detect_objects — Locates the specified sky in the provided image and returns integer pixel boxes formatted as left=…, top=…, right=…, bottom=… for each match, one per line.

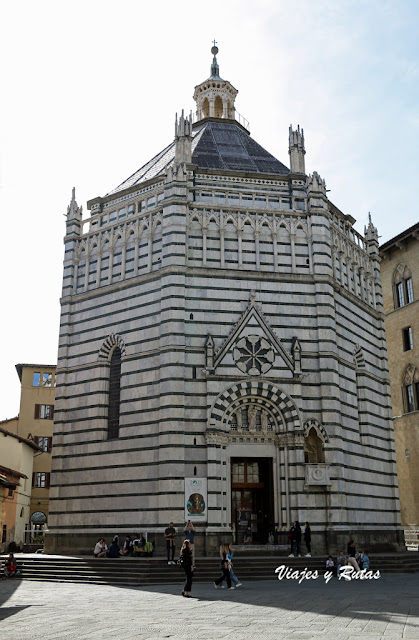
left=1, top=0, right=418, bottom=419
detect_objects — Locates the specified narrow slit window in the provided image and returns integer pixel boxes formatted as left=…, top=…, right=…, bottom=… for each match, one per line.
left=108, top=347, right=122, bottom=439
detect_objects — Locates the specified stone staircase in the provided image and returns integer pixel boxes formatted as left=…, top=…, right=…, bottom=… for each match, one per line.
left=1, top=554, right=419, bottom=587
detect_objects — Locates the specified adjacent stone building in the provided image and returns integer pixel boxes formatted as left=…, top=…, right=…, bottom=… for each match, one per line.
left=46, top=46, right=402, bottom=555
left=0, top=423, right=40, bottom=552
left=1, top=364, right=56, bottom=534
left=380, top=222, right=419, bottom=534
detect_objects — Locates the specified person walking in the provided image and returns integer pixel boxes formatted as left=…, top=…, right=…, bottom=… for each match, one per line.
left=213, top=543, right=233, bottom=589
left=180, top=539, right=194, bottom=597
left=164, top=522, right=176, bottom=565
left=304, top=522, right=312, bottom=557
left=219, top=543, right=242, bottom=588
left=347, top=538, right=361, bottom=572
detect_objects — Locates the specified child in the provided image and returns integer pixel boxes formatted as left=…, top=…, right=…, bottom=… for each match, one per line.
left=361, top=551, right=370, bottom=570
left=337, top=551, right=349, bottom=580
left=326, top=555, right=336, bottom=576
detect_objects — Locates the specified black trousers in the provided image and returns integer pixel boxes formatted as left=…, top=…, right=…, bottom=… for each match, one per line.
left=215, top=567, right=231, bottom=588
left=183, top=567, right=193, bottom=592
left=166, top=541, right=175, bottom=561
left=306, top=541, right=311, bottom=553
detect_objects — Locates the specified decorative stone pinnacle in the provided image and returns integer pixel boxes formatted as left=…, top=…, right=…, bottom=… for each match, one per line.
left=67, top=186, right=82, bottom=219
left=364, top=212, right=378, bottom=244
left=210, top=40, right=220, bottom=78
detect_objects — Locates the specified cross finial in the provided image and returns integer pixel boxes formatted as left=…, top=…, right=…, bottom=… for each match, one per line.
left=212, top=39, right=217, bottom=47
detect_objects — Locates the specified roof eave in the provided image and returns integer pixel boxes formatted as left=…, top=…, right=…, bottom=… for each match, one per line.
left=192, top=116, right=250, bottom=135
left=15, top=363, right=56, bottom=382
left=380, top=220, right=419, bottom=254
left=195, top=166, right=290, bottom=182
left=87, top=174, right=166, bottom=211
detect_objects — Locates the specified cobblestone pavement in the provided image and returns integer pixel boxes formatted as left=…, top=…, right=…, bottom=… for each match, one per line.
left=0, top=574, right=418, bottom=640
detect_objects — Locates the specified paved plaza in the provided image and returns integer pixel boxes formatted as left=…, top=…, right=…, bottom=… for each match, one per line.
left=0, top=573, right=418, bottom=640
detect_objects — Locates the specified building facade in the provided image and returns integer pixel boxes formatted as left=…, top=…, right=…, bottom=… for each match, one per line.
left=0, top=424, right=40, bottom=552
left=3, top=364, right=56, bottom=531
left=47, top=47, right=402, bottom=555
left=380, top=222, right=419, bottom=532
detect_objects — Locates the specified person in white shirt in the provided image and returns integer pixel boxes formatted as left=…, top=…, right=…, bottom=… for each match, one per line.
left=93, top=538, right=107, bottom=558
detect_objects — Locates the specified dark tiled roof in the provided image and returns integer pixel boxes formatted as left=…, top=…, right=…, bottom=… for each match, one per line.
left=107, top=120, right=289, bottom=196
left=192, top=121, right=290, bottom=175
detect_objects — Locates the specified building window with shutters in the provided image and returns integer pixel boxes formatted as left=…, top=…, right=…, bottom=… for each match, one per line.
left=33, top=472, right=50, bottom=488
left=34, top=405, right=54, bottom=420
left=35, top=436, right=52, bottom=452
left=107, top=347, right=121, bottom=439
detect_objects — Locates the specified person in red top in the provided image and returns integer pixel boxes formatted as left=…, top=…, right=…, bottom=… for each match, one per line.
left=5, top=553, right=17, bottom=578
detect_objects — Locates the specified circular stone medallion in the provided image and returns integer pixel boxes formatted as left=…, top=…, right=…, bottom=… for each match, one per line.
left=233, top=335, right=274, bottom=375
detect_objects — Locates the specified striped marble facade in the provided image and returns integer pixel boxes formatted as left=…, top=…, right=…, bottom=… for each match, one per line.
left=47, top=126, right=402, bottom=554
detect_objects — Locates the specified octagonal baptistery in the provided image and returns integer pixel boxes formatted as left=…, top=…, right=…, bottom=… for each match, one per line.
left=46, top=46, right=403, bottom=556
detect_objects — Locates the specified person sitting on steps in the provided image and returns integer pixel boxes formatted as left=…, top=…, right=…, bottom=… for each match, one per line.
left=93, top=538, right=107, bottom=558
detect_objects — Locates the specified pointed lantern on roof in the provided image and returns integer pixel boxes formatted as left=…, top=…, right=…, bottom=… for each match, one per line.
left=193, top=42, right=238, bottom=121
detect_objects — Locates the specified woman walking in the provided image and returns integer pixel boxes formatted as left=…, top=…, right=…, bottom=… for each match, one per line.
left=304, top=522, right=312, bottom=557
left=180, top=539, right=194, bottom=597
left=219, top=544, right=243, bottom=588
left=346, top=539, right=361, bottom=572
left=214, top=543, right=233, bottom=589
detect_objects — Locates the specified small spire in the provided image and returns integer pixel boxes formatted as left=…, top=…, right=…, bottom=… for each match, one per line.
left=364, top=211, right=378, bottom=243
left=210, top=40, right=220, bottom=78
left=66, top=186, right=82, bottom=221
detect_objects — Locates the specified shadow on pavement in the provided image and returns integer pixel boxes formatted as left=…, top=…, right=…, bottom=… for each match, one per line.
left=0, top=577, right=21, bottom=608
left=0, top=605, right=31, bottom=622
left=124, top=574, right=419, bottom=632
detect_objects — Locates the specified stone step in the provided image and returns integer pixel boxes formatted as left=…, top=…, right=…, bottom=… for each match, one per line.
left=2, top=553, right=417, bottom=587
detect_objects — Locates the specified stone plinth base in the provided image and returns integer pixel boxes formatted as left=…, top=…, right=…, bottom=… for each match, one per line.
left=44, top=527, right=405, bottom=557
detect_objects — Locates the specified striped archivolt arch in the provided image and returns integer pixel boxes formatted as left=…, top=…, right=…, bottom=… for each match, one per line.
left=209, top=381, right=302, bottom=433
left=98, top=333, right=126, bottom=361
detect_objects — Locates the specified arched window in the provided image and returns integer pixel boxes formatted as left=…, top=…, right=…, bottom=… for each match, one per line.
left=202, top=97, right=209, bottom=118
left=214, top=95, right=223, bottom=118
left=393, top=264, right=414, bottom=309
left=402, top=365, right=419, bottom=414
left=304, top=427, right=325, bottom=463
left=108, top=347, right=121, bottom=439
